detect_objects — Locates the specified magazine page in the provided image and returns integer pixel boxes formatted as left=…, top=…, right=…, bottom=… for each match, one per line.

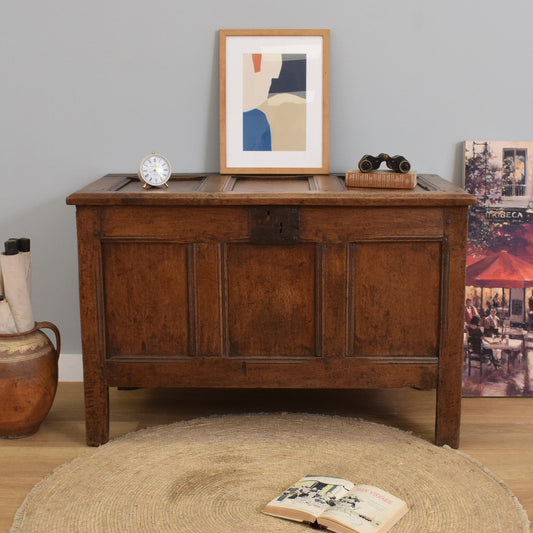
left=317, top=485, right=408, bottom=533
left=263, top=475, right=354, bottom=522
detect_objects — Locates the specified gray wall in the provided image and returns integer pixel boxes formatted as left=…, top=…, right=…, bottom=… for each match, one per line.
left=2, top=0, right=533, bottom=357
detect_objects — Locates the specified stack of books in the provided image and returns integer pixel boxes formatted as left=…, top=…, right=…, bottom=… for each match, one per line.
left=345, top=169, right=417, bottom=190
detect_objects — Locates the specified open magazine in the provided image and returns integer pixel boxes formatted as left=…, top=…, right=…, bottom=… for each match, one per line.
left=263, top=475, right=408, bottom=533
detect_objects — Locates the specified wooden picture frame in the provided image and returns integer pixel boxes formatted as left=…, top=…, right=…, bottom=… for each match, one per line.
left=219, top=29, right=330, bottom=175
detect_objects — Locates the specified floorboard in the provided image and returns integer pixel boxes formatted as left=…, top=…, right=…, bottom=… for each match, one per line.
left=0, top=384, right=531, bottom=532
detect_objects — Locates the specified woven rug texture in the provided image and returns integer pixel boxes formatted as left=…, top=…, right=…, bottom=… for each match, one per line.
left=11, top=413, right=530, bottom=532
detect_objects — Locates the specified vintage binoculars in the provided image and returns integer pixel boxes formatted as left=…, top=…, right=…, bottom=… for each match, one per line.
left=358, top=153, right=411, bottom=174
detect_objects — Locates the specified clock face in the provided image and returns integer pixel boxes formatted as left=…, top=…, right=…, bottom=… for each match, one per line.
left=138, top=153, right=172, bottom=187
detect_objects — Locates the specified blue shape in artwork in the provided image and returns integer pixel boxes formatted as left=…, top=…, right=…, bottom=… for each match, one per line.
left=243, top=109, right=271, bottom=151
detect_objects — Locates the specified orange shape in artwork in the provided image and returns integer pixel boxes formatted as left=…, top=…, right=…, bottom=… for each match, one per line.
left=252, top=54, right=262, bottom=73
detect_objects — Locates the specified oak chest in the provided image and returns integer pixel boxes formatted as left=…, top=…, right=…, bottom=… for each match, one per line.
left=67, top=173, right=475, bottom=447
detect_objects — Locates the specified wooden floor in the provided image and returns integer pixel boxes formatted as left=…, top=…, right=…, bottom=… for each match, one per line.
left=0, top=383, right=531, bottom=532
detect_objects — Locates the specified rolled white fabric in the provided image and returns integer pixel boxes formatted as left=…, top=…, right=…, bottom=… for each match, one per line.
left=0, top=298, right=17, bottom=333
left=20, top=252, right=31, bottom=297
left=0, top=252, right=34, bottom=332
left=17, top=238, right=31, bottom=297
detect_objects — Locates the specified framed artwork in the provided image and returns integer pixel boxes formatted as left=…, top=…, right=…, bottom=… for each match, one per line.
left=219, top=29, right=330, bottom=175
left=463, top=140, right=533, bottom=398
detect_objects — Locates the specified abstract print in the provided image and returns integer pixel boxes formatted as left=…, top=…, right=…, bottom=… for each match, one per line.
left=243, top=53, right=306, bottom=151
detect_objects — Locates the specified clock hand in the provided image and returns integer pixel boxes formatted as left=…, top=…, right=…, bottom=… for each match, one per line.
left=154, top=167, right=165, bottom=178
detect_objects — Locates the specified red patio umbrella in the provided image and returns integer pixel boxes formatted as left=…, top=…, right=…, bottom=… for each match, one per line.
left=466, top=250, right=533, bottom=288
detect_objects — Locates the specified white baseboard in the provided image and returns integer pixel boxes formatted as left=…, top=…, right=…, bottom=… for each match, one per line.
left=58, top=353, right=83, bottom=382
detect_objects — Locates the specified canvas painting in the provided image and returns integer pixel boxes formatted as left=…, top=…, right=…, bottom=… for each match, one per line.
left=463, top=140, right=533, bottom=397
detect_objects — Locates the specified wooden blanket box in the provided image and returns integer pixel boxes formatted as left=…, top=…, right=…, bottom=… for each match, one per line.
left=67, top=173, right=475, bottom=447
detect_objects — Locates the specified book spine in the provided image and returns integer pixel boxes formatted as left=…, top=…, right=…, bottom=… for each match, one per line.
left=345, top=171, right=416, bottom=189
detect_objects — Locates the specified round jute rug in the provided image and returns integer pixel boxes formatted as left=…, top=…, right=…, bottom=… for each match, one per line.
left=11, top=413, right=529, bottom=533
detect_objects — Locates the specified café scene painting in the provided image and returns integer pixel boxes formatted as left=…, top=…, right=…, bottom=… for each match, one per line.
left=463, top=140, right=533, bottom=397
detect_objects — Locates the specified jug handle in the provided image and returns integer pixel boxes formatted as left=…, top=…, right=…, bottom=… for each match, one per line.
left=35, top=321, right=61, bottom=359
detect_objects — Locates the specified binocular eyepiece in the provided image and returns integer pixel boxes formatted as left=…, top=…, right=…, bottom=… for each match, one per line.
left=358, top=153, right=411, bottom=174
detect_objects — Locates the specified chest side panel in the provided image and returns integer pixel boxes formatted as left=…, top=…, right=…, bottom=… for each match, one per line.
left=350, top=241, right=442, bottom=357
left=101, top=242, right=190, bottom=357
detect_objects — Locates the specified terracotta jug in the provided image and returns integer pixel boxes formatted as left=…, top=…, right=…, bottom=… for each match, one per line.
left=0, top=321, right=60, bottom=438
